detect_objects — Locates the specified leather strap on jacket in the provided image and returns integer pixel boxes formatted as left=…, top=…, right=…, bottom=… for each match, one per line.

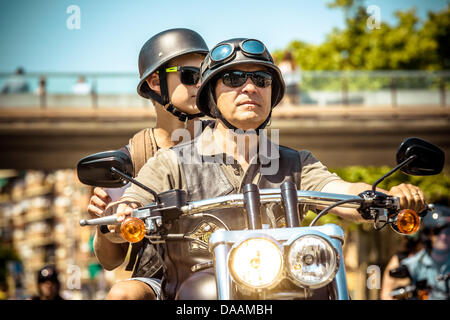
left=158, top=66, right=203, bottom=122
left=125, top=128, right=158, bottom=272
left=128, top=128, right=158, bottom=177
left=164, top=103, right=204, bottom=122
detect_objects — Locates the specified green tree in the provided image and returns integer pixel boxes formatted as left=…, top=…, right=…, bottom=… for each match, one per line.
left=331, top=166, right=450, bottom=206
left=302, top=166, right=450, bottom=227
left=421, top=7, right=450, bottom=70
left=327, top=0, right=364, bottom=20
left=274, top=4, right=450, bottom=71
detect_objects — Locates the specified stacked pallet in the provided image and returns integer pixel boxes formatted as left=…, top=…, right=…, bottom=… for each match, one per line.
left=0, top=169, right=131, bottom=299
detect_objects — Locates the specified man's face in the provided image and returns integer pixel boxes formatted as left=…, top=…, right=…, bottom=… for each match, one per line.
left=39, top=280, right=59, bottom=300
left=431, top=225, right=450, bottom=252
left=214, top=64, right=272, bottom=131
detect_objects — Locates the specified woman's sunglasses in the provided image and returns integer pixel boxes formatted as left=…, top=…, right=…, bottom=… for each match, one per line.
left=218, top=70, right=272, bottom=88
left=164, top=66, right=200, bottom=85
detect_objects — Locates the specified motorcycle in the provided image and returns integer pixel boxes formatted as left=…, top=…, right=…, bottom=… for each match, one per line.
left=389, top=265, right=430, bottom=300
left=389, top=255, right=450, bottom=300
left=77, top=137, right=444, bottom=300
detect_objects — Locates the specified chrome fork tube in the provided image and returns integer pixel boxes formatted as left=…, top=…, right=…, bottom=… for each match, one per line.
left=332, top=238, right=350, bottom=300
left=213, top=243, right=232, bottom=300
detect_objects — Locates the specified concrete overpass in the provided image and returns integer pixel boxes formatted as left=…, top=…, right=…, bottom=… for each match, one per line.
left=0, top=105, right=449, bottom=170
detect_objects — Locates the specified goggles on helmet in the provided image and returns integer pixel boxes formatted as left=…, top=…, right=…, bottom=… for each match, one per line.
left=218, top=70, right=272, bottom=88
left=208, top=39, right=272, bottom=70
left=38, top=266, right=58, bottom=283
left=159, top=66, right=200, bottom=85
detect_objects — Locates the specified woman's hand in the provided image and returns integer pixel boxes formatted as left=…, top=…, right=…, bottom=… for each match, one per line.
left=87, top=187, right=112, bottom=218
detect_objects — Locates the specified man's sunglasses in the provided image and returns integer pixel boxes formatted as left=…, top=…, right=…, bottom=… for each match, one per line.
left=218, top=70, right=272, bottom=88
left=163, top=66, right=200, bottom=85
left=423, top=223, right=450, bottom=236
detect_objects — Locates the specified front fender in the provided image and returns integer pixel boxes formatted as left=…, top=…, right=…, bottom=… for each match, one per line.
left=175, top=268, right=217, bottom=300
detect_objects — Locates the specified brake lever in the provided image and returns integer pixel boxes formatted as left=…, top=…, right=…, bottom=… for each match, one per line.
left=418, top=203, right=434, bottom=218
left=357, top=190, right=400, bottom=221
left=358, top=191, right=386, bottom=220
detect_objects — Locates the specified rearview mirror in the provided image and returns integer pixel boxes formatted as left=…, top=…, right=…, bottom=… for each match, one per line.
left=396, top=137, right=445, bottom=176
left=77, top=150, right=133, bottom=188
left=389, top=265, right=410, bottom=279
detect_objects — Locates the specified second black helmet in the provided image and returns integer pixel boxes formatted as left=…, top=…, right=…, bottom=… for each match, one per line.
left=137, top=28, right=209, bottom=101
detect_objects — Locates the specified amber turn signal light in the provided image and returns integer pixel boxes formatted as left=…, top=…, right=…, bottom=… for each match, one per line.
left=396, top=209, right=420, bottom=235
left=417, top=289, right=429, bottom=300
left=120, top=217, right=146, bottom=243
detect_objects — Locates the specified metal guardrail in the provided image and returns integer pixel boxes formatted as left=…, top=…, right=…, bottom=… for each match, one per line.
left=298, top=70, right=450, bottom=107
left=0, top=71, right=449, bottom=109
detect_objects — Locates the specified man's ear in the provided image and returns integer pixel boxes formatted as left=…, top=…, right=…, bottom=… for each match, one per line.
left=147, top=73, right=161, bottom=95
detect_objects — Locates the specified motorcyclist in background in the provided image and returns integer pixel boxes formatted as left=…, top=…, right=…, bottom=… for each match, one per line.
left=30, top=265, right=64, bottom=300
left=103, top=37, right=427, bottom=300
left=400, top=204, right=450, bottom=300
left=380, top=234, right=423, bottom=300
left=86, top=28, right=210, bottom=300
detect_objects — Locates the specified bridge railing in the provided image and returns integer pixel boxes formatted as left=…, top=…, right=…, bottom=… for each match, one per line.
left=0, top=70, right=449, bottom=109
left=297, top=70, right=450, bottom=107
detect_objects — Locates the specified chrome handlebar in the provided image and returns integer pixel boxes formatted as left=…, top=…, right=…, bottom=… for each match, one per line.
left=181, top=190, right=363, bottom=215
left=80, top=189, right=384, bottom=227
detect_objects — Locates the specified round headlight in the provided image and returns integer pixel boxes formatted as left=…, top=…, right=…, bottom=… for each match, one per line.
left=286, top=235, right=339, bottom=289
left=228, top=236, right=283, bottom=290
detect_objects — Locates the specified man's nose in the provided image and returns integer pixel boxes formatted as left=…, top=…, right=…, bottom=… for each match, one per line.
left=241, top=77, right=257, bottom=93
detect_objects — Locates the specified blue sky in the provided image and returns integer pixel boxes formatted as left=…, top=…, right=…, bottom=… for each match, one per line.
left=0, top=0, right=448, bottom=73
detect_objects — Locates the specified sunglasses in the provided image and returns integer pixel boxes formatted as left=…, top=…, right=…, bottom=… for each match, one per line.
left=218, top=70, right=272, bottom=88
left=164, top=66, right=200, bottom=85
left=209, top=39, right=272, bottom=69
left=423, top=224, right=450, bottom=236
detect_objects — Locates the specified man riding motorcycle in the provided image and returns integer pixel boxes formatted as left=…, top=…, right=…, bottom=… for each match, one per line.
left=400, top=204, right=450, bottom=300
left=104, top=37, right=427, bottom=300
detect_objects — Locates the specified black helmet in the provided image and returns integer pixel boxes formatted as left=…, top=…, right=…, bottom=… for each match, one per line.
left=137, top=28, right=209, bottom=121
left=422, top=204, right=450, bottom=230
left=420, top=204, right=450, bottom=251
left=37, top=265, right=59, bottom=284
left=196, top=38, right=285, bottom=129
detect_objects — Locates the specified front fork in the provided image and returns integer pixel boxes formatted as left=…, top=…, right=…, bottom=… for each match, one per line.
left=213, top=243, right=233, bottom=300
left=332, top=237, right=350, bottom=300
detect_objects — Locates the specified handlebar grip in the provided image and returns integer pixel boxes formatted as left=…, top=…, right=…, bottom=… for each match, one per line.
left=79, top=215, right=120, bottom=226
left=281, top=181, right=300, bottom=228
left=243, top=183, right=262, bottom=230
